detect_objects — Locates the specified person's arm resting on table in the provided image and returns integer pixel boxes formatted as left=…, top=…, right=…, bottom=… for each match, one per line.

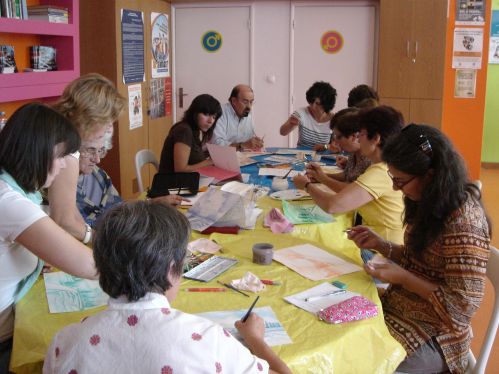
left=306, top=163, right=348, bottom=193
left=48, top=155, right=88, bottom=240
left=16, top=217, right=97, bottom=279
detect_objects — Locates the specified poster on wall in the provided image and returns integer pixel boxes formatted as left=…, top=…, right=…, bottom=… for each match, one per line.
left=456, top=0, right=486, bottom=25
left=454, top=69, right=477, bottom=98
left=149, top=78, right=166, bottom=119
left=151, top=12, right=169, bottom=78
left=489, top=10, right=499, bottom=63
left=128, top=84, right=143, bottom=130
left=452, top=28, right=484, bottom=69
left=121, top=9, right=145, bottom=84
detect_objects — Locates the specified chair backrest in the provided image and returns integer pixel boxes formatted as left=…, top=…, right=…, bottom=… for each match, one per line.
left=470, top=245, right=499, bottom=374
left=134, top=149, right=159, bottom=193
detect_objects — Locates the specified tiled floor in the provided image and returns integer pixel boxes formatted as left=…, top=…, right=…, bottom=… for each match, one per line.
left=470, top=167, right=498, bottom=373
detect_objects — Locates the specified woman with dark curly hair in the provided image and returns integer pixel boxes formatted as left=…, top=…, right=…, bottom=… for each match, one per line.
left=348, top=124, right=491, bottom=373
left=159, top=94, right=222, bottom=173
left=280, top=81, right=336, bottom=150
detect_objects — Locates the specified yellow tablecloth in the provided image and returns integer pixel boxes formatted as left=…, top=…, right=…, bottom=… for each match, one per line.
left=11, top=197, right=405, bottom=373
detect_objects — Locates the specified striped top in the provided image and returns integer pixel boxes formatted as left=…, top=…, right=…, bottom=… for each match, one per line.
left=293, top=107, right=332, bottom=148
left=381, top=194, right=490, bottom=373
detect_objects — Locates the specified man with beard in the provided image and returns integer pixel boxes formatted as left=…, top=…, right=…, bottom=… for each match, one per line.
left=211, top=84, right=264, bottom=150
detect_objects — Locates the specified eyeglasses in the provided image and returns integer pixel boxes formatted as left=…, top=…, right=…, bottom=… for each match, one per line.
left=402, top=124, right=433, bottom=158
left=387, top=169, right=417, bottom=189
left=80, top=146, right=107, bottom=158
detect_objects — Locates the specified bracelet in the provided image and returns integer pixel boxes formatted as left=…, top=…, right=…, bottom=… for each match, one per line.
left=324, top=144, right=328, bottom=151
left=82, top=224, right=92, bottom=244
left=304, top=182, right=311, bottom=192
left=386, top=241, right=393, bottom=259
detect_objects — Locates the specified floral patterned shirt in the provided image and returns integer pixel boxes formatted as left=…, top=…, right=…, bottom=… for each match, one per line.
left=44, top=293, right=269, bottom=374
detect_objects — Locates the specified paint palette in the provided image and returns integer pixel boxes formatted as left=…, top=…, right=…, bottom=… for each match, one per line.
left=183, top=256, right=238, bottom=282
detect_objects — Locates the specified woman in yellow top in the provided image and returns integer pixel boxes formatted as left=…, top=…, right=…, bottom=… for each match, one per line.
left=293, top=106, right=405, bottom=244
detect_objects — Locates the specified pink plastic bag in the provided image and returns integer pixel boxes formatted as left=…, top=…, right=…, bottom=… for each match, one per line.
left=317, top=296, right=378, bottom=324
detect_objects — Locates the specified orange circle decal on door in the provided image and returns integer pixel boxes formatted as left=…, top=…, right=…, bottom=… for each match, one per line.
left=321, top=31, right=343, bottom=54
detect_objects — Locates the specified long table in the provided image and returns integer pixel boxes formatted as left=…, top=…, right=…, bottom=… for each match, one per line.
left=10, top=151, right=406, bottom=373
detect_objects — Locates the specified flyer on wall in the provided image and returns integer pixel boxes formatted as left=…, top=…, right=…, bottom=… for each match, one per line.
left=128, top=84, right=143, bottom=130
left=454, top=69, right=477, bottom=98
left=121, top=9, right=145, bottom=84
left=489, top=10, right=499, bottom=64
left=151, top=12, right=169, bottom=78
left=455, top=0, right=486, bottom=25
left=452, top=28, right=484, bottom=69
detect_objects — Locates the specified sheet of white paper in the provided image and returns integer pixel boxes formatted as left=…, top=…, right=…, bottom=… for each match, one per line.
left=207, top=143, right=241, bottom=172
left=199, top=176, right=214, bottom=189
left=180, top=192, right=205, bottom=206
left=44, top=272, right=108, bottom=313
left=197, top=306, right=292, bottom=347
left=258, top=168, right=305, bottom=178
left=273, top=244, right=362, bottom=281
left=263, top=155, right=298, bottom=164
left=187, top=238, right=222, bottom=254
left=274, top=149, right=315, bottom=155
left=186, top=187, right=242, bottom=231
left=284, top=282, right=360, bottom=314
left=221, top=181, right=254, bottom=196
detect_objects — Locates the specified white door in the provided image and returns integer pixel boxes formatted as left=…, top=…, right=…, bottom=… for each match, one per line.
left=291, top=2, right=377, bottom=144
left=173, top=5, right=251, bottom=120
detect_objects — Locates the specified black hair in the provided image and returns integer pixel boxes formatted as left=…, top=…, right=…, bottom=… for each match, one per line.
left=0, top=102, right=80, bottom=192
left=347, top=84, right=379, bottom=108
left=181, top=94, right=222, bottom=143
left=330, top=107, right=360, bottom=136
left=357, top=105, right=404, bottom=150
left=382, top=124, right=487, bottom=254
left=93, top=201, right=191, bottom=302
left=305, top=81, right=337, bottom=113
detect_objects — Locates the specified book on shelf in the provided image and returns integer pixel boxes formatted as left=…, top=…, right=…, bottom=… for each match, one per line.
left=30, top=46, right=57, bottom=71
left=1, top=0, right=27, bottom=19
left=0, top=45, right=18, bottom=74
left=27, top=4, right=68, bottom=23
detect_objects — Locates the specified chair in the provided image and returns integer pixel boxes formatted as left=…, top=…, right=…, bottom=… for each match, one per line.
left=134, top=149, right=159, bottom=193
left=466, top=245, right=499, bottom=374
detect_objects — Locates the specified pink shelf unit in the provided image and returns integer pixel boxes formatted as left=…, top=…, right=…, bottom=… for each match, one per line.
left=0, top=0, right=80, bottom=103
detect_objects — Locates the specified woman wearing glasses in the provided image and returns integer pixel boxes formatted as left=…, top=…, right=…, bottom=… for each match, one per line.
left=293, top=106, right=405, bottom=244
left=348, top=125, right=491, bottom=373
left=0, top=104, right=96, bottom=372
left=76, top=132, right=184, bottom=229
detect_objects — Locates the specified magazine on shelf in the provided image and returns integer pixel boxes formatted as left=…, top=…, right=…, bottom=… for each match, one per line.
left=30, top=46, right=57, bottom=71
left=0, top=45, right=18, bottom=74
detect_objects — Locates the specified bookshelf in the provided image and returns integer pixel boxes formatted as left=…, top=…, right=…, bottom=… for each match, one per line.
left=0, top=0, right=79, bottom=102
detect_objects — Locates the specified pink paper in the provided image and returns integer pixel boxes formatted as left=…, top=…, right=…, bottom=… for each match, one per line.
left=264, top=208, right=294, bottom=233
left=198, top=166, right=240, bottom=182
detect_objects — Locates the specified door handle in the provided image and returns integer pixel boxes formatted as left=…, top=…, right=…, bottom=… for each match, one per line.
left=412, top=41, right=418, bottom=63
left=179, top=87, right=188, bottom=108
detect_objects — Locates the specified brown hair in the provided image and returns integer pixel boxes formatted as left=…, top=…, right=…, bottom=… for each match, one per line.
left=53, top=73, right=125, bottom=139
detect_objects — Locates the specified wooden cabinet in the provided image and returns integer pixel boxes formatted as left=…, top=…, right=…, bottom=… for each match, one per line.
left=80, top=0, right=171, bottom=199
left=378, top=0, right=447, bottom=126
left=0, top=0, right=80, bottom=103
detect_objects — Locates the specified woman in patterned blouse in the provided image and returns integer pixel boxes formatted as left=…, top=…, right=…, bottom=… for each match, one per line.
left=348, top=124, right=491, bottom=373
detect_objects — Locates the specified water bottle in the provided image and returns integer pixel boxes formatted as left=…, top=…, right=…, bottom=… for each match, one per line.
left=0, top=111, right=6, bottom=131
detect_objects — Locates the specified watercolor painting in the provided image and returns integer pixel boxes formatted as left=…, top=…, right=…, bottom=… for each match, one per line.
left=197, top=306, right=292, bottom=347
left=44, top=272, right=108, bottom=313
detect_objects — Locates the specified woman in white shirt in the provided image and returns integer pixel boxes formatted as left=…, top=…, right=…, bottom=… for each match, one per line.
left=0, top=103, right=96, bottom=372
left=45, top=201, right=291, bottom=374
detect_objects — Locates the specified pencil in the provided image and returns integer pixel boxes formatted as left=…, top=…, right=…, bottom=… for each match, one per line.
left=217, top=281, right=250, bottom=297
left=261, top=280, right=281, bottom=285
left=242, top=296, right=260, bottom=322
left=183, top=288, right=227, bottom=292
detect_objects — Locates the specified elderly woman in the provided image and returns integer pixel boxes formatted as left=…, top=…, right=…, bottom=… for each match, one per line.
left=44, top=201, right=291, bottom=374
left=294, top=106, right=405, bottom=244
left=348, top=124, right=491, bottom=373
left=49, top=73, right=125, bottom=243
left=280, top=81, right=336, bottom=151
left=0, top=104, right=96, bottom=372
